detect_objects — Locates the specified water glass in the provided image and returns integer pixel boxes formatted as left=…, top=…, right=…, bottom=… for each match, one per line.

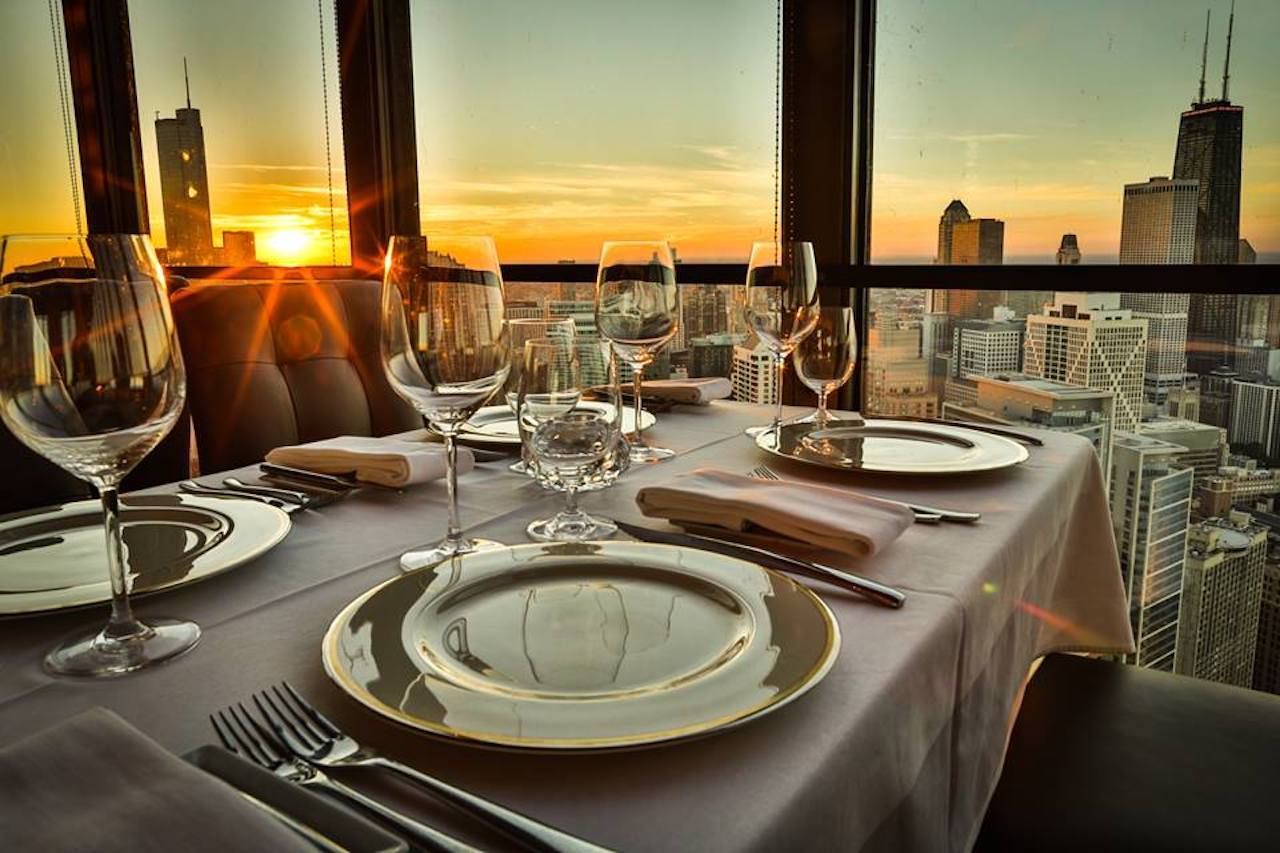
left=795, top=306, right=858, bottom=429
left=743, top=241, right=820, bottom=436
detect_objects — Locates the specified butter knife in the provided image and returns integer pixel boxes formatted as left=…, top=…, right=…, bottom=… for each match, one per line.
left=615, top=520, right=906, bottom=609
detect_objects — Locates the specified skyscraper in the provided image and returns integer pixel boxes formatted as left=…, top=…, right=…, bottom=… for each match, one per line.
left=1229, top=379, right=1280, bottom=463
left=1120, top=293, right=1190, bottom=411
left=155, top=62, right=214, bottom=265
left=1023, top=293, right=1149, bottom=433
left=950, top=319, right=1023, bottom=379
left=1109, top=432, right=1194, bottom=672
left=731, top=340, right=776, bottom=404
left=951, top=218, right=1004, bottom=266
left=1055, top=234, right=1081, bottom=265
left=935, top=199, right=970, bottom=264
left=1119, top=177, right=1198, bottom=264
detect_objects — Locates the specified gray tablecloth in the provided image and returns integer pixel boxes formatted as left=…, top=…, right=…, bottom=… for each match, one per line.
left=0, top=403, right=1133, bottom=852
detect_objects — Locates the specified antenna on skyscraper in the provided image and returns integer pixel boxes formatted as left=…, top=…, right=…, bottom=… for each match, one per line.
left=1221, top=0, right=1235, bottom=102
left=1196, top=9, right=1210, bottom=105
left=184, top=57, right=191, bottom=109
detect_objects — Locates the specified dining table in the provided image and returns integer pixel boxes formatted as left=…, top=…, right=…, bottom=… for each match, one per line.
left=0, top=401, right=1134, bottom=852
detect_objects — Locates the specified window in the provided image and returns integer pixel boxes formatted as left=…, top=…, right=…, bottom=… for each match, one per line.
left=129, top=0, right=348, bottom=266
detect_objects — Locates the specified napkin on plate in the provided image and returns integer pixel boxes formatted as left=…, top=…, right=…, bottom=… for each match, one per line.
left=265, top=435, right=473, bottom=487
left=0, top=708, right=312, bottom=853
left=641, top=377, right=732, bottom=405
left=635, top=468, right=914, bottom=558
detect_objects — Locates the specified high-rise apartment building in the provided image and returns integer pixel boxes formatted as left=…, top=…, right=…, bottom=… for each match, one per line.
left=1109, top=433, right=1194, bottom=671
left=1024, top=293, right=1149, bottom=433
left=1139, top=417, right=1228, bottom=494
left=1119, top=177, right=1198, bottom=264
left=935, top=199, right=970, bottom=264
left=1199, top=365, right=1239, bottom=429
left=1229, top=380, right=1280, bottom=463
left=731, top=340, right=776, bottom=405
left=1177, top=513, right=1267, bottom=688
left=155, top=67, right=214, bottom=265
left=1055, top=234, right=1081, bottom=265
left=1119, top=293, right=1190, bottom=411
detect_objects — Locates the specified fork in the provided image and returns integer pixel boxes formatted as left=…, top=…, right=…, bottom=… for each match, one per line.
left=748, top=465, right=980, bottom=524
left=212, top=703, right=478, bottom=853
left=255, top=683, right=610, bottom=853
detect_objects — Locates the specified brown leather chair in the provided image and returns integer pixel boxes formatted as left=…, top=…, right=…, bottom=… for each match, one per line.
left=170, top=279, right=421, bottom=474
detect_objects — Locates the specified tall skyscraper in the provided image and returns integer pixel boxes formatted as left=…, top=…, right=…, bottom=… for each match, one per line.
left=951, top=218, right=1004, bottom=265
left=1055, top=234, right=1081, bottom=265
left=220, top=230, right=257, bottom=266
left=1229, top=379, right=1280, bottom=463
left=1120, top=293, right=1191, bottom=411
left=1024, top=293, right=1149, bottom=432
left=1109, top=432, right=1194, bottom=672
left=1238, top=238, right=1257, bottom=264
left=155, top=62, right=214, bottom=265
left=1119, top=177, right=1198, bottom=264
left=935, top=199, right=970, bottom=264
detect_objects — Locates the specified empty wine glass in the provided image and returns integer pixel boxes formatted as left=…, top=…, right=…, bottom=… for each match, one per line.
left=381, top=235, right=509, bottom=570
left=743, top=241, right=820, bottom=437
left=527, top=412, right=618, bottom=541
left=577, top=345, right=631, bottom=492
left=795, top=306, right=857, bottom=429
left=594, top=241, right=679, bottom=463
left=503, top=317, right=575, bottom=474
left=516, top=337, right=582, bottom=461
left=0, top=234, right=197, bottom=677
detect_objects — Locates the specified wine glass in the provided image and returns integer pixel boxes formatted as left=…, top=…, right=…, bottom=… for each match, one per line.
left=503, top=317, right=575, bottom=474
left=594, top=241, right=679, bottom=463
left=795, top=306, right=857, bottom=429
left=577, top=345, right=631, bottom=492
left=516, top=337, right=582, bottom=460
left=743, top=241, right=820, bottom=437
left=0, top=234, right=198, bottom=677
left=381, top=235, right=510, bottom=570
left=527, top=412, right=618, bottom=541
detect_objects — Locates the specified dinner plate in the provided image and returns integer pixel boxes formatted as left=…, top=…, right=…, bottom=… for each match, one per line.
left=0, top=494, right=291, bottom=616
left=458, top=401, right=655, bottom=447
left=322, top=542, right=839, bottom=750
left=757, top=418, right=1029, bottom=475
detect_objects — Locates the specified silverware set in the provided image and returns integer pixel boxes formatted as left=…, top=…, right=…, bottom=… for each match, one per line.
left=748, top=465, right=981, bottom=524
left=213, top=683, right=609, bottom=853
left=179, top=480, right=339, bottom=513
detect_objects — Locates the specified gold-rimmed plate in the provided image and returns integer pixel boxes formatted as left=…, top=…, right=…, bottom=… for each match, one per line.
left=757, top=418, right=1029, bottom=475
left=0, top=494, right=291, bottom=616
left=458, top=402, right=655, bottom=447
left=322, top=542, right=839, bottom=750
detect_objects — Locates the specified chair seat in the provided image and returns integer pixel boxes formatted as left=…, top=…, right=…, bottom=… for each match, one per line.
left=976, top=653, right=1280, bottom=851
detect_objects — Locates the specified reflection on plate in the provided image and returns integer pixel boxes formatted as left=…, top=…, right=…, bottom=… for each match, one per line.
left=756, top=418, right=1029, bottom=475
left=458, top=401, right=654, bottom=447
left=0, top=494, right=291, bottom=616
left=322, top=542, right=839, bottom=750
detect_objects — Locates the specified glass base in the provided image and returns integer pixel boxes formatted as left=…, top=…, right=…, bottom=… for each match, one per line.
left=400, top=538, right=504, bottom=572
left=629, top=444, right=676, bottom=463
left=527, top=511, right=618, bottom=542
left=44, top=618, right=200, bottom=678
left=743, top=424, right=772, bottom=437
left=509, top=459, right=528, bottom=474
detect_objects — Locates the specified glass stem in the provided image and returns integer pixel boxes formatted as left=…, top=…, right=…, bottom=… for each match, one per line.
left=632, top=364, right=646, bottom=448
left=564, top=486, right=579, bottom=515
left=443, top=432, right=462, bottom=543
left=773, top=353, right=787, bottom=430
left=99, top=487, right=147, bottom=643
left=817, top=389, right=830, bottom=429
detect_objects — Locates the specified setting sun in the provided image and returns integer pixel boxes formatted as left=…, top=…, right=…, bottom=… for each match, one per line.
left=261, top=229, right=313, bottom=266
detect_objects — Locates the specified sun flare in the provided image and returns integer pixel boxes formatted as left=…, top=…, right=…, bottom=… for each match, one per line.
left=262, top=229, right=313, bottom=266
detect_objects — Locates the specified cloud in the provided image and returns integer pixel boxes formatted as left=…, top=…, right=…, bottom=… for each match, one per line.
left=209, top=163, right=345, bottom=174
left=943, top=133, right=1037, bottom=144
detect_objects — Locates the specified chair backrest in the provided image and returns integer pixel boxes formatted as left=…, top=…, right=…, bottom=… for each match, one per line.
left=171, top=279, right=421, bottom=474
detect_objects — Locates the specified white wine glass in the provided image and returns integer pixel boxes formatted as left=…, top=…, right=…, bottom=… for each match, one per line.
left=743, top=241, right=820, bottom=437
left=795, top=306, right=857, bottom=429
left=381, top=235, right=510, bottom=570
left=0, top=234, right=197, bottom=677
left=594, top=241, right=679, bottom=463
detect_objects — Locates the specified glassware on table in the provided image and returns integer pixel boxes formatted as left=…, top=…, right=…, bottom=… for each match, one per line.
left=380, top=235, right=510, bottom=571
left=515, top=337, right=582, bottom=455
left=578, top=345, right=631, bottom=492
left=0, top=234, right=197, bottom=677
left=795, top=306, right=858, bottom=430
left=743, top=241, right=820, bottom=438
left=526, top=412, right=619, bottom=542
left=594, top=241, right=679, bottom=463
left=502, top=317, right=575, bottom=474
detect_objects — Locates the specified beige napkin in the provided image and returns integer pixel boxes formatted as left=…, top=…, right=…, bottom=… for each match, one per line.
left=265, top=434, right=473, bottom=487
left=641, top=377, right=732, bottom=405
left=0, top=708, right=311, bottom=853
left=636, top=468, right=914, bottom=558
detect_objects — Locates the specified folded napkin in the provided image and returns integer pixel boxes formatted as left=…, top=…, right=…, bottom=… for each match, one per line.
left=0, top=708, right=311, bottom=853
left=635, top=468, right=914, bottom=558
left=265, top=434, right=473, bottom=487
left=641, top=377, right=732, bottom=405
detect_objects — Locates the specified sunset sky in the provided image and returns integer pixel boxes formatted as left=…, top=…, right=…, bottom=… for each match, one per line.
left=0, top=0, right=1276, bottom=266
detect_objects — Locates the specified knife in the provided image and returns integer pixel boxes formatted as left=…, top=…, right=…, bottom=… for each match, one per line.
left=871, top=415, right=1046, bottom=447
left=615, top=520, right=906, bottom=609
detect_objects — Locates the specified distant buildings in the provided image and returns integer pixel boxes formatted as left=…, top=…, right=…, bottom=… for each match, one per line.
left=1229, top=380, right=1280, bottom=463
left=1139, top=417, right=1228, bottom=493
left=221, top=230, right=257, bottom=266
left=1238, top=238, right=1257, bottom=264
left=1119, top=293, right=1190, bottom=411
left=864, top=324, right=938, bottom=418
left=935, top=199, right=970, bottom=265
left=1119, top=177, right=1198, bottom=264
left=548, top=299, right=609, bottom=387
left=951, top=218, right=1004, bottom=266
left=155, top=86, right=214, bottom=265
left=731, top=340, right=776, bottom=405
left=1197, top=465, right=1280, bottom=520
left=1252, top=516, right=1280, bottom=695
left=1055, top=234, right=1081, bottom=265
left=950, top=318, right=1023, bottom=379
left=689, top=334, right=737, bottom=379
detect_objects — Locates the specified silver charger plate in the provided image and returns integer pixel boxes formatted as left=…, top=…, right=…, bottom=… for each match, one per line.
left=323, top=541, right=840, bottom=750
left=0, top=494, right=291, bottom=616
left=458, top=400, right=655, bottom=447
left=756, top=418, right=1029, bottom=475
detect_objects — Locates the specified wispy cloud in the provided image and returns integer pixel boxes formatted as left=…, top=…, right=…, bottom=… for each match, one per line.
left=209, top=163, right=345, bottom=174
left=943, top=132, right=1037, bottom=144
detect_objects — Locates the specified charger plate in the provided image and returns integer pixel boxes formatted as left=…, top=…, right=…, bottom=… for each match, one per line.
left=458, top=401, right=654, bottom=447
left=322, top=541, right=839, bottom=750
left=0, top=494, right=291, bottom=616
left=757, top=418, right=1029, bottom=475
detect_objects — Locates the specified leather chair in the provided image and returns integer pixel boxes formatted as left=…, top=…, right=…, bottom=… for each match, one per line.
left=975, top=653, right=1280, bottom=851
left=170, top=280, right=421, bottom=474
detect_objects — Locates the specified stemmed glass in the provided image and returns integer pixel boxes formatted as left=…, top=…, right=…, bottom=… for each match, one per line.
left=795, top=306, right=858, bottom=429
left=743, top=241, right=820, bottom=437
left=0, top=234, right=198, bottom=676
left=503, top=317, right=575, bottom=474
left=594, top=241, right=679, bottom=463
left=381, top=235, right=509, bottom=571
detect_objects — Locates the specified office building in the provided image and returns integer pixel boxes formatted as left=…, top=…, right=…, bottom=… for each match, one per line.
left=548, top=299, right=609, bottom=387
left=1140, top=417, right=1228, bottom=491
left=1024, top=293, right=1149, bottom=433
left=1055, top=234, right=1081, bottom=265
left=1177, top=513, right=1267, bottom=688
left=1119, top=293, right=1190, bottom=410
left=1109, top=433, right=1194, bottom=672
left=1239, top=238, right=1257, bottom=265
left=1199, top=366, right=1239, bottom=429
left=1252, top=513, right=1280, bottom=695
left=1229, top=380, right=1280, bottom=464
left=731, top=340, right=777, bottom=405
left=1119, top=177, right=1198, bottom=264
left=689, top=334, right=737, bottom=378
left=220, top=230, right=257, bottom=266
left=1168, top=386, right=1201, bottom=421
left=951, top=218, right=1004, bottom=266
left=154, top=66, right=214, bottom=265
left=864, top=324, right=938, bottom=418
left=951, top=319, right=1023, bottom=379
left=935, top=199, right=971, bottom=265
left=1237, top=295, right=1280, bottom=348
left=1197, top=467, right=1280, bottom=520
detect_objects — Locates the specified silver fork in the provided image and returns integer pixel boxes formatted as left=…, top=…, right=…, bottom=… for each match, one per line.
left=255, top=683, right=611, bottom=853
left=212, top=703, right=478, bottom=853
left=748, top=465, right=979, bottom=524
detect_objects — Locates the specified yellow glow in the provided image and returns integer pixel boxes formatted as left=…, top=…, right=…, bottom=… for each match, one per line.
left=262, top=229, right=313, bottom=266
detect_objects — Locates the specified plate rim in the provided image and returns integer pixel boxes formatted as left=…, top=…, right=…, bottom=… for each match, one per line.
left=321, top=541, right=840, bottom=750
left=458, top=402, right=655, bottom=446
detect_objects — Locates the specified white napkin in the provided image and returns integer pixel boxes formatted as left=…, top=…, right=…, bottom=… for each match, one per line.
left=265, top=435, right=473, bottom=487
left=636, top=468, right=914, bottom=558
left=641, top=377, right=732, bottom=405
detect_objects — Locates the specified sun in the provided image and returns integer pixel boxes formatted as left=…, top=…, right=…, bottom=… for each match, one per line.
left=262, top=229, right=313, bottom=266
